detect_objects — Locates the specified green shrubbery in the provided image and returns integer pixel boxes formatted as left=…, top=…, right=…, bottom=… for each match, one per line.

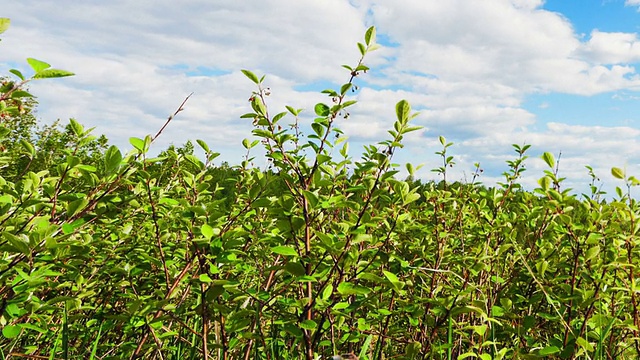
left=2, top=19, right=640, bottom=359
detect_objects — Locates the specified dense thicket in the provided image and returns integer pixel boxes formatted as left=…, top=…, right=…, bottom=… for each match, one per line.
left=2, top=20, right=640, bottom=360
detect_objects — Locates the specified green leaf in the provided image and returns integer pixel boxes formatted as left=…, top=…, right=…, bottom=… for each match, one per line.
left=286, top=105, right=301, bottom=116
left=364, top=26, right=376, bottom=46
left=539, top=346, right=560, bottom=356
left=321, top=284, right=333, bottom=300
left=250, top=96, right=267, bottom=116
left=404, top=192, right=420, bottom=204
left=300, top=319, right=317, bottom=330
left=196, top=139, right=210, bottom=152
left=201, top=224, right=214, bottom=239
left=311, top=122, right=325, bottom=137
left=611, top=167, right=625, bottom=180
left=368, top=43, right=382, bottom=52
left=271, top=246, right=298, bottom=256
left=284, top=262, right=306, bottom=276
left=10, top=90, right=32, bottom=98
left=284, top=324, right=303, bottom=338
left=61, top=223, right=76, bottom=235
left=585, top=245, right=600, bottom=262
left=0, top=126, right=9, bottom=140
left=69, top=118, right=84, bottom=136
left=357, top=42, right=366, bottom=56
left=383, top=270, right=405, bottom=291
left=337, top=282, right=371, bottom=295
left=382, top=270, right=399, bottom=283
left=333, top=302, right=349, bottom=310
left=20, top=139, right=35, bottom=157
left=130, top=137, right=146, bottom=152
left=406, top=163, right=415, bottom=176
left=0, top=18, right=10, bottom=35
left=19, top=323, right=46, bottom=334
left=33, top=68, right=74, bottom=79
left=104, top=145, right=123, bottom=174
left=395, top=100, right=410, bottom=122
left=359, top=335, right=374, bottom=359
left=302, top=190, right=319, bottom=208
left=472, top=324, right=487, bottom=336
left=60, top=219, right=85, bottom=235
left=3, top=232, right=30, bottom=254
left=451, top=305, right=487, bottom=317
left=241, top=69, right=260, bottom=84
left=9, top=69, right=24, bottom=80
left=538, top=176, right=551, bottom=191
left=272, top=111, right=287, bottom=124
left=541, top=152, right=555, bottom=169
left=199, top=274, right=213, bottom=283
left=340, top=83, right=352, bottom=95
left=185, top=154, right=204, bottom=169
left=576, top=336, right=594, bottom=352
left=359, top=272, right=385, bottom=284
left=404, top=125, right=423, bottom=133
left=314, top=103, right=330, bottom=117
left=404, top=341, right=422, bottom=359
left=158, top=198, right=178, bottom=206
left=2, top=324, right=20, bottom=338
left=67, top=198, right=88, bottom=217
left=27, top=58, right=51, bottom=72
left=458, top=352, right=477, bottom=359
left=208, top=285, right=225, bottom=300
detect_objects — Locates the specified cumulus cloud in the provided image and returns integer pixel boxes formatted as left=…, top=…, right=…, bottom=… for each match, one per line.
left=361, top=0, right=640, bottom=95
left=579, top=30, right=640, bottom=64
left=2, top=0, right=640, bottom=195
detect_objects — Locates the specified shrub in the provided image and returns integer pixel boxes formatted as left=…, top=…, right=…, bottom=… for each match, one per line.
left=2, top=19, right=640, bottom=360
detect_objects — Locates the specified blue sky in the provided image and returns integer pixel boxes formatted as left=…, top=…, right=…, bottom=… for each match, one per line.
left=531, top=0, right=640, bottom=129
left=544, top=0, right=640, bottom=34
left=3, top=0, right=640, bottom=196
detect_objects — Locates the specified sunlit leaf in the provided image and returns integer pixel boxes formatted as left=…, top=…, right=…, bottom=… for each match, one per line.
left=241, top=69, right=260, bottom=84
left=395, top=99, right=410, bottom=122
left=0, top=18, right=10, bottom=35
left=104, top=145, right=123, bottom=174
left=201, top=224, right=214, bottom=239
left=314, top=103, right=330, bottom=117
left=271, top=246, right=298, bottom=256
left=27, top=58, right=50, bottom=72
left=33, top=69, right=75, bottom=79
left=2, top=325, right=20, bottom=338
left=129, top=137, right=145, bottom=152
left=364, top=26, right=376, bottom=46
left=541, top=152, right=555, bottom=169
left=611, top=167, right=625, bottom=180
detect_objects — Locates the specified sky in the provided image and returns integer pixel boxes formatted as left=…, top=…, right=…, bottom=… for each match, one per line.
left=3, top=0, right=640, bottom=197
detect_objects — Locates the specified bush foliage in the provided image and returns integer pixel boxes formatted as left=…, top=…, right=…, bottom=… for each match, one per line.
left=2, top=19, right=640, bottom=360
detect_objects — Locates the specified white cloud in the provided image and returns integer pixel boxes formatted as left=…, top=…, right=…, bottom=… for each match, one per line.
left=360, top=0, right=640, bottom=95
left=453, top=122, right=640, bottom=195
left=2, top=0, right=640, bottom=195
left=579, top=30, right=640, bottom=64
